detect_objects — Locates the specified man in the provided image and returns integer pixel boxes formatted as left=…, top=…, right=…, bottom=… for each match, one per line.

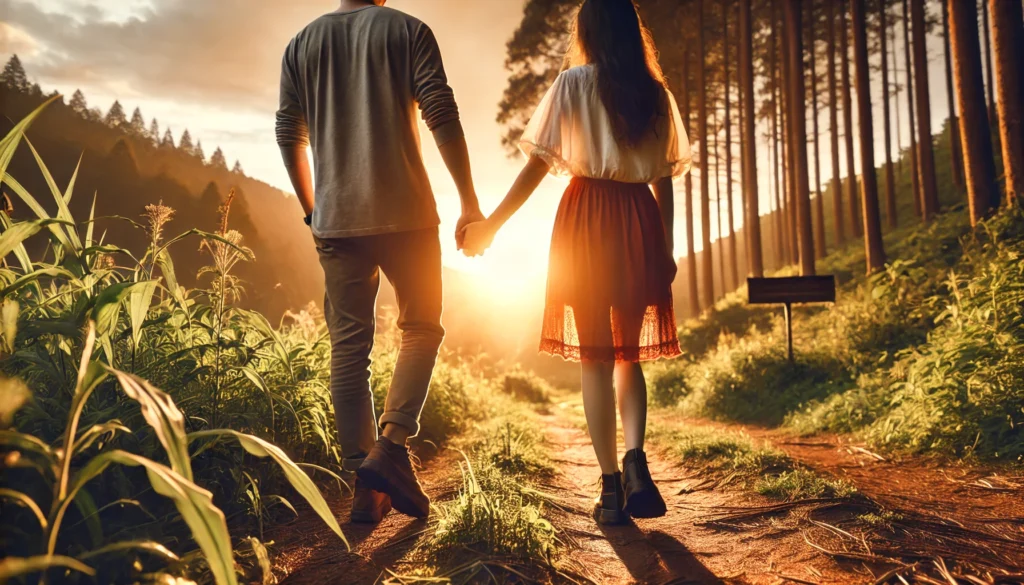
left=276, top=0, right=482, bottom=522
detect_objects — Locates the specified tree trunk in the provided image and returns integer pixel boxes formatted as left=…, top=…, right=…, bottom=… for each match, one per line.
left=982, top=0, right=996, bottom=122
left=826, top=0, right=846, bottom=245
left=911, top=0, right=940, bottom=220
left=902, top=0, right=922, bottom=218
left=943, top=0, right=964, bottom=190
left=880, top=0, right=897, bottom=228
left=772, top=9, right=789, bottom=267
left=681, top=45, right=701, bottom=317
left=784, top=0, right=815, bottom=275
left=697, top=0, right=714, bottom=309
left=780, top=3, right=798, bottom=266
left=991, top=0, right=1024, bottom=207
left=809, top=0, right=826, bottom=258
left=949, top=0, right=997, bottom=224
left=714, top=106, right=727, bottom=294
left=739, top=0, right=763, bottom=276
left=724, top=2, right=740, bottom=289
left=839, top=1, right=862, bottom=238
left=851, top=0, right=886, bottom=272
left=891, top=20, right=903, bottom=174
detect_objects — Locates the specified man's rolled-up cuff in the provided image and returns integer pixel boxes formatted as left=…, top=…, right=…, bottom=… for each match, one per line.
left=431, top=119, right=465, bottom=147
left=379, top=411, right=420, bottom=438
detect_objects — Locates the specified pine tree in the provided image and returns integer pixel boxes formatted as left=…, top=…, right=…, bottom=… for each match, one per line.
left=880, top=0, right=898, bottom=228
left=194, top=140, right=206, bottom=162
left=86, top=108, right=103, bottom=123
left=149, top=119, right=160, bottom=145
left=826, top=0, right=846, bottom=245
left=739, top=0, right=763, bottom=277
left=0, top=55, right=30, bottom=92
left=232, top=160, right=245, bottom=175
left=911, top=0, right=939, bottom=220
left=697, top=0, right=714, bottom=308
left=783, top=0, right=815, bottom=276
left=105, top=100, right=128, bottom=130
left=210, top=147, right=228, bottom=170
left=179, top=130, right=194, bottom=155
left=161, top=129, right=175, bottom=149
left=990, top=0, right=1024, bottom=207
left=949, top=0, right=998, bottom=223
left=129, top=107, right=146, bottom=136
left=851, top=0, right=886, bottom=272
left=69, top=90, right=88, bottom=117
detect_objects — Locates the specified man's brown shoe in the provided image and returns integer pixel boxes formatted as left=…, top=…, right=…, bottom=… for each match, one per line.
left=356, top=437, right=430, bottom=519
left=351, top=479, right=391, bottom=523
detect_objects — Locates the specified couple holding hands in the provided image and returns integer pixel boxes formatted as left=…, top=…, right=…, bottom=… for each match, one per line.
left=276, top=0, right=691, bottom=528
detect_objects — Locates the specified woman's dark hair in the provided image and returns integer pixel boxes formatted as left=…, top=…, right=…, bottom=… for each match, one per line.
left=564, top=0, right=668, bottom=145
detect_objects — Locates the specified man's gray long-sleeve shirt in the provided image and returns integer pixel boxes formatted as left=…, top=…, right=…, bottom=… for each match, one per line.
left=276, top=6, right=464, bottom=238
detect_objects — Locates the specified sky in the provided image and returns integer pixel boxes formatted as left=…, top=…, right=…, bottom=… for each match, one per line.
left=1, top=0, right=962, bottom=296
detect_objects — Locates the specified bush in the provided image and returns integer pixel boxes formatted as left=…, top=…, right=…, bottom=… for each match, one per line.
left=501, top=368, right=553, bottom=404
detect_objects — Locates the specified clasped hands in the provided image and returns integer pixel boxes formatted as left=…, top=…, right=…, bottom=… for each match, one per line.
left=455, top=209, right=497, bottom=258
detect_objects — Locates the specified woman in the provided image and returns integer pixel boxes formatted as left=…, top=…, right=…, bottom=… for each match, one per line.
left=462, top=0, right=691, bottom=525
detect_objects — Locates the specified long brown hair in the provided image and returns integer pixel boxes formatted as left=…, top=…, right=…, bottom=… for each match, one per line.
left=564, top=0, right=668, bottom=145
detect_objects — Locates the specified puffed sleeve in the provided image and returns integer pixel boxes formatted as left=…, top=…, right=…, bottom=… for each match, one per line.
left=518, top=70, right=577, bottom=176
left=661, top=89, right=692, bottom=179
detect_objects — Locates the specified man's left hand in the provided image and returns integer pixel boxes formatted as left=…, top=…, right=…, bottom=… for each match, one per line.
left=455, top=208, right=486, bottom=250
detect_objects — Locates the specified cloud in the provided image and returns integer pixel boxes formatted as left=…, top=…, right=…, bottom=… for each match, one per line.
left=2, top=0, right=332, bottom=111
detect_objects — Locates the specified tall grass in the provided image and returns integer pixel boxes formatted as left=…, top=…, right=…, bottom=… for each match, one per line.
left=0, top=99, right=493, bottom=583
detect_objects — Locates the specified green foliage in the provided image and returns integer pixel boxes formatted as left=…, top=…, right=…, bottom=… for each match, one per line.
left=422, top=452, right=558, bottom=569
left=0, top=100, right=490, bottom=583
left=500, top=368, right=553, bottom=404
left=755, top=469, right=856, bottom=500
left=650, top=424, right=853, bottom=500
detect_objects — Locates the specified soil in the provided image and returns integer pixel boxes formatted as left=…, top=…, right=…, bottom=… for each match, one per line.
left=266, top=399, right=1024, bottom=585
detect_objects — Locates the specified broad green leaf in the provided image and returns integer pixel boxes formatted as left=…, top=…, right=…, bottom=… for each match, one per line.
left=26, top=139, right=82, bottom=250
left=0, top=376, right=29, bottom=428
left=85, top=191, right=97, bottom=249
left=72, top=421, right=131, bottom=454
left=1, top=173, right=73, bottom=250
left=91, top=281, right=134, bottom=338
left=0, top=488, right=46, bottom=528
left=0, top=555, right=95, bottom=580
left=64, top=450, right=236, bottom=585
left=0, top=95, right=60, bottom=185
left=128, top=280, right=158, bottom=349
left=189, top=429, right=348, bottom=550
left=0, top=218, right=71, bottom=260
left=1, top=298, right=18, bottom=354
left=0, top=211, right=34, bottom=276
left=109, top=368, right=192, bottom=481
left=0, top=429, right=56, bottom=466
left=1, top=266, right=77, bottom=298
left=79, top=540, right=180, bottom=562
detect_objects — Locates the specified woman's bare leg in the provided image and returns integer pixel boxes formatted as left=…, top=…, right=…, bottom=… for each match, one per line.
left=614, top=307, right=647, bottom=453
left=582, top=361, right=618, bottom=474
left=614, top=361, right=647, bottom=452
left=576, top=306, right=619, bottom=475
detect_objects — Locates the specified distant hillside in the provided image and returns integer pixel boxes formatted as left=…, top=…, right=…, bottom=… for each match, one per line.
left=1, top=87, right=323, bottom=319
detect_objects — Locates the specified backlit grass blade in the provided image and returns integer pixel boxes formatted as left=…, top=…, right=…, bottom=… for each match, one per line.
left=189, top=429, right=349, bottom=550
left=108, top=368, right=192, bottom=482
left=62, top=450, right=236, bottom=585
left=0, top=555, right=95, bottom=581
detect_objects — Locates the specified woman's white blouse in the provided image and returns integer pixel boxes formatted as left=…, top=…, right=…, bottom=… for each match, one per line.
left=519, top=64, right=692, bottom=183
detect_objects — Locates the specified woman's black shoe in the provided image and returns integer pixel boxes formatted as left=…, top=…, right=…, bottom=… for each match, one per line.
left=622, top=449, right=667, bottom=518
left=593, top=471, right=629, bottom=525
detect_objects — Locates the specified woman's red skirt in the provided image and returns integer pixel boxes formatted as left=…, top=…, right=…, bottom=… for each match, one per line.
left=540, top=176, right=681, bottom=363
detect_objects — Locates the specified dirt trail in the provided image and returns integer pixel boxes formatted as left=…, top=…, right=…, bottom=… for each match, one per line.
left=538, top=397, right=861, bottom=584
left=653, top=412, right=1024, bottom=543
left=268, top=449, right=461, bottom=584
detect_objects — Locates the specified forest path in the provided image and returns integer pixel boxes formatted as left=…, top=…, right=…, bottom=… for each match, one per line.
left=537, top=394, right=861, bottom=584
left=268, top=448, right=462, bottom=584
